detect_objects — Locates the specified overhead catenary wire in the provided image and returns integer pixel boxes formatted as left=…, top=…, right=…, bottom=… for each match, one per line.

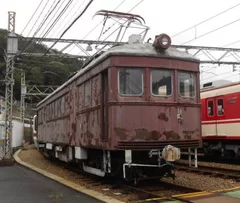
left=43, top=0, right=94, bottom=56
left=181, top=17, right=240, bottom=45
left=50, top=0, right=87, bottom=38
left=19, top=0, right=94, bottom=77
left=81, top=0, right=144, bottom=60
left=64, top=0, right=127, bottom=54
left=18, top=0, right=53, bottom=55
left=21, top=0, right=45, bottom=35
left=201, top=70, right=238, bottom=83
left=95, top=0, right=144, bottom=41
left=20, top=0, right=62, bottom=54
left=172, top=2, right=240, bottom=38
left=18, top=0, right=65, bottom=60
left=26, top=0, right=50, bottom=37
left=39, top=0, right=74, bottom=40
left=81, top=0, right=127, bottom=40
left=35, top=0, right=62, bottom=39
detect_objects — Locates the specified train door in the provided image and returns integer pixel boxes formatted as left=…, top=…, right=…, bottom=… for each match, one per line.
left=101, top=70, right=108, bottom=141
left=205, top=98, right=217, bottom=136
left=215, top=97, right=225, bottom=136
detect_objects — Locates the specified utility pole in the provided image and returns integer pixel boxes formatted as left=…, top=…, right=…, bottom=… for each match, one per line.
left=20, top=70, right=26, bottom=123
left=3, top=11, right=18, bottom=159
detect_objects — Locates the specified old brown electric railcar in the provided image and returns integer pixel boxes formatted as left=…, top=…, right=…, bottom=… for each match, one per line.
left=36, top=34, right=201, bottom=182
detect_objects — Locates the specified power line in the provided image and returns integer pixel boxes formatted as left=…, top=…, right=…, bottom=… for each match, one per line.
left=39, top=0, right=74, bottom=39
left=65, top=0, right=127, bottom=54
left=17, top=0, right=94, bottom=77
left=80, top=0, right=144, bottom=58
left=26, top=0, right=50, bottom=37
left=94, top=0, right=144, bottom=42
left=43, top=0, right=94, bottom=56
left=49, top=0, right=87, bottom=38
left=172, top=2, right=240, bottom=38
left=35, top=0, right=61, bottom=39
left=201, top=70, right=234, bottom=82
left=21, top=0, right=45, bottom=35
left=181, top=17, right=240, bottom=45
left=81, top=0, right=127, bottom=40
left=224, top=39, right=240, bottom=47
left=19, top=0, right=63, bottom=57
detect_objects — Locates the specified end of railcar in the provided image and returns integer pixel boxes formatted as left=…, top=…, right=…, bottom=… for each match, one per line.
left=36, top=32, right=200, bottom=184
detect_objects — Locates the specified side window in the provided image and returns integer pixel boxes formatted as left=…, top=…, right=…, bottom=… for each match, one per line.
left=51, top=103, right=54, bottom=119
left=46, top=105, right=49, bottom=120
left=61, top=97, right=65, bottom=115
left=151, top=69, right=172, bottom=96
left=207, top=100, right=214, bottom=116
left=118, top=68, right=143, bottom=96
left=217, top=99, right=224, bottom=116
left=84, top=80, right=91, bottom=107
left=38, top=110, right=41, bottom=123
left=55, top=101, right=58, bottom=117
left=179, top=71, right=196, bottom=97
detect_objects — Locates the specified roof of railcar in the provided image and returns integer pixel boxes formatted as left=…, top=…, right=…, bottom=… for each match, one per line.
left=37, top=43, right=199, bottom=107
left=201, top=81, right=240, bottom=99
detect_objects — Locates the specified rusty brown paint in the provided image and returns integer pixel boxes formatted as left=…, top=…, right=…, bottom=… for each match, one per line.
left=134, top=129, right=162, bottom=141
left=149, top=130, right=162, bottom=140
left=182, top=130, right=195, bottom=139
left=92, top=76, right=100, bottom=106
left=37, top=53, right=201, bottom=150
left=71, top=123, right=76, bottom=132
left=114, top=127, right=128, bottom=140
left=163, top=131, right=180, bottom=140
left=86, top=131, right=94, bottom=145
left=158, top=112, right=169, bottom=122
left=135, top=128, right=149, bottom=139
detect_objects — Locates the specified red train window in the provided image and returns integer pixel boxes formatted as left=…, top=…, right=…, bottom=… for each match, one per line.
left=217, top=99, right=224, bottom=116
left=207, top=100, right=214, bottom=116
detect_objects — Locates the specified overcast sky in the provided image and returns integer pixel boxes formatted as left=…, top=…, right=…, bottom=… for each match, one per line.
left=1, top=0, right=240, bottom=85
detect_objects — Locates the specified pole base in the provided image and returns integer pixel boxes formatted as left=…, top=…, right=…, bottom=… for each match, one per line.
left=0, top=156, right=15, bottom=166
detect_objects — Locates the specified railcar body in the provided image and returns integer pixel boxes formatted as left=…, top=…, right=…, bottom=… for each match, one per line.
left=201, top=82, right=240, bottom=158
left=36, top=34, right=201, bottom=182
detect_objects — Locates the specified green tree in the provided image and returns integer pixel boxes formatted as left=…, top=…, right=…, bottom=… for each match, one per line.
left=0, top=28, right=84, bottom=102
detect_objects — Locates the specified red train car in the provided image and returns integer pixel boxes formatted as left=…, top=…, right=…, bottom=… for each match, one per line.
left=36, top=34, right=201, bottom=182
left=201, top=81, right=240, bottom=159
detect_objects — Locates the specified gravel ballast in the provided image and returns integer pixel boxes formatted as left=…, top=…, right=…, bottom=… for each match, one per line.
left=18, top=147, right=240, bottom=202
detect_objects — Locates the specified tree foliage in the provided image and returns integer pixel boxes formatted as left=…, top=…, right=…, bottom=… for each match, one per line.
left=0, top=28, right=83, bottom=103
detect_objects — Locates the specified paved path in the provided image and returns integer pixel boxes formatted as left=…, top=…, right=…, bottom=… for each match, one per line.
left=0, top=164, right=102, bottom=203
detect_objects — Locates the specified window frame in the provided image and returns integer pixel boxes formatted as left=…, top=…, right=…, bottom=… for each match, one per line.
left=118, top=68, right=144, bottom=97
left=207, top=100, right=215, bottom=117
left=150, top=68, right=173, bottom=97
left=217, top=98, right=224, bottom=116
left=84, top=79, right=92, bottom=107
left=178, top=71, right=196, bottom=98
left=61, top=96, right=65, bottom=116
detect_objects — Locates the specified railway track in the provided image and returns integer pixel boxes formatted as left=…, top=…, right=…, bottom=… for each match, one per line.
left=181, top=152, right=240, bottom=165
left=43, top=155, right=201, bottom=202
left=176, top=163, right=240, bottom=181
left=124, top=180, right=201, bottom=202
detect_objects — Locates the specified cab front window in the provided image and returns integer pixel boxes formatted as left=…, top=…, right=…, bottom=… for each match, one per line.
left=178, top=71, right=196, bottom=97
left=118, top=68, right=143, bottom=96
left=151, top=69, right=172, bottom=96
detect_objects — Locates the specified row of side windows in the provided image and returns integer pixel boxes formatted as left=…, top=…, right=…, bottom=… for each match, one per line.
left=118, top=68, right=196, bottom=98
left=38, top=96, right=66, bottom=122
left=207, top=99, right=224, bottom=117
